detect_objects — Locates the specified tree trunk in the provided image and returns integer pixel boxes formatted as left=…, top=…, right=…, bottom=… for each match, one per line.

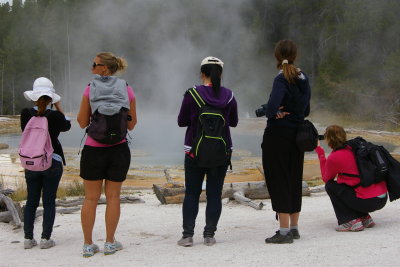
left=0, top=211, right=12, bottom=223
left=0, top=193, right=22, bottom=227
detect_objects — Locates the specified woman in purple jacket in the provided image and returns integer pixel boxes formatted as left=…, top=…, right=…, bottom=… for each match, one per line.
left=177, top=56, right=238, bottom=247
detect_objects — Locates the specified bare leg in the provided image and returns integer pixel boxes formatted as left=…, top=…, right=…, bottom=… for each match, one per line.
left=81, top=180, right=103, bottom=244
left=290, top=212, right=300, bottom=227
left=104, top=180, right=122, bottom=243
left=278, top=213, right=290, bottom=228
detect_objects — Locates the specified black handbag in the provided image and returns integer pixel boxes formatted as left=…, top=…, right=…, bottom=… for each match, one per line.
left=296, top=120, right=318, bottom=152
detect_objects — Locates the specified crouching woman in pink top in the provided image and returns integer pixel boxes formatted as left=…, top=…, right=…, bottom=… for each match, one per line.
left=315, top=125, right=387, bottom=232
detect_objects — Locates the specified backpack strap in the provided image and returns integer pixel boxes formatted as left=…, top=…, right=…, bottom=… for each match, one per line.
left=338, top=172, right=361, bottom=188
left=339, top=172, right=360, bottom=178
left=187, top=87, right=206, bottom=108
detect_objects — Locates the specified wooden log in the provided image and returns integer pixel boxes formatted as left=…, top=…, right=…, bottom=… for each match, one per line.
left=13, top=201, right=23, bottom=222
left=0, top=211, right=12, bottom=223
left=0, top=188, right=15, bottom=196
left=153, top=181, right=310, bottom=205
left=309, top=185, right=326, bottom=193
left=55, top=195, right=144, bottom=207
left=0, top=193, right=22, bottom=227
left=232, top=191, right=264, bottom=210
left=35, top=207, right=81, bottom=217
left=153, top=184, right=184, bottom=204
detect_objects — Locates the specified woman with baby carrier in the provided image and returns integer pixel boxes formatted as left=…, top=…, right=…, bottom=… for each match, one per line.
left=177, top=56, right=238, bottom=247
left=261, top=39, right=311, bottom=244
left=77, top=52, right=137, bottom=257
left=21, top=77, right=71, bottom=249
left=315, top=125, right=387, bottom=231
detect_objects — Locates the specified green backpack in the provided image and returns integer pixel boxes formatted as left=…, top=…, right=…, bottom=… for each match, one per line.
left=188, top=87, right=231, bottom=168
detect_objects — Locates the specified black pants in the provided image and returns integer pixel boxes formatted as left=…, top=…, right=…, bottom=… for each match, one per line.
left=24, top=159, right=63, bottom=240
left=182, top=154, right=228, bottom=238
left=261, top=127, right=304, bottom=213
left=325, top=180, right=387, bottom=225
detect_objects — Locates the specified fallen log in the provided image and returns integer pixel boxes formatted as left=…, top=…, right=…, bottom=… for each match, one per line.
left=0, top=188, right=15, bottom=196
left=0, top=211, right=12, bottom=223
left=36, top=207, right=81, bottom=217
left=55, top=195, right=144, bottom=207
left=309, top=185, right=326, bottom=193
left=153, top=181, right=310, bottom=207
left=0, top=193, right=22, bottom=227
left=232, top=191, right=264, bottom=210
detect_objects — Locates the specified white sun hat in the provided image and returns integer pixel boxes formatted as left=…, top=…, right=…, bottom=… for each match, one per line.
left=200, top=56, right=224, bottom=68
left=23, top=77, right=61, bottom=104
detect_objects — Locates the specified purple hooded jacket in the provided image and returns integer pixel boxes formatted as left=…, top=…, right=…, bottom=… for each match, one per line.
left=178, top=85, right=238, bottom=153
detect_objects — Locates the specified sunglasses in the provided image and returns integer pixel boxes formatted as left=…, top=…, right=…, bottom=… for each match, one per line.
left=92, top=62, right=105, bottom=68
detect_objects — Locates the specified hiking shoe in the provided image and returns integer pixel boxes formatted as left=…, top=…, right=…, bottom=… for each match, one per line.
left=265, top=231, right=293, bottom=244
left=290, top=229, right=300, bottom=239
left=203, top=237, right=216, bottom=246
left=335, top=218, right=365, bottom=232
left=83, top=243, right=99, bottom=258
left=177, top=237, right=193, bottom=247
left=104, top=240, right=123, bottom=255
left=40, top=238, right=55, bottom=249
left=361, top=215, right=376, bottom=228
left=24, top=238, right=37, bottom=249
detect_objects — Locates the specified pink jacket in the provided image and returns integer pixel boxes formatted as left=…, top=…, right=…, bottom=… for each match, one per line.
left=315, top=145, right=387, bottom=199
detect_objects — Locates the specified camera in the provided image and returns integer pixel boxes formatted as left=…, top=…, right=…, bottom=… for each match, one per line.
left=255, top=104, right=268, bottom=117
left=318, top=134, right=324, bottom=140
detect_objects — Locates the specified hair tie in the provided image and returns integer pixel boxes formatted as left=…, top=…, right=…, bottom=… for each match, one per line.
left=282, top=59, right=288, bottom=65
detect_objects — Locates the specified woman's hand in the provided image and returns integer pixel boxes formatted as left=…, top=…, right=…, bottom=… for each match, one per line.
left=275, top=106, right=290, bottom=119
left=54, top=102, right=64, bottom=114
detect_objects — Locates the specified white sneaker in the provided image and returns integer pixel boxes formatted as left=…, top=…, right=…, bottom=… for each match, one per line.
left=104, top=240, right=123, bottom=255
left=83, top=243, right=100, bottom=258
left=24, top=238, right=37, bottom=249
left=39, top=238, right=56, bottom=249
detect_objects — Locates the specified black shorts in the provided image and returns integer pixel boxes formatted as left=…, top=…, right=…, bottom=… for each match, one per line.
left=80, top=142, right=131, bottom=182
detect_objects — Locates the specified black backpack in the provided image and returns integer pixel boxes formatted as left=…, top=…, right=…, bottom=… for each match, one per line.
left=339, top=137, right=388, bottom=188
left=188, top=87, right=230, bottom=168
left=296, top=120, right=318, bottom=152
left=87, top=107, right=129, bottom=144
left=379, top=147, right=400, bottom=202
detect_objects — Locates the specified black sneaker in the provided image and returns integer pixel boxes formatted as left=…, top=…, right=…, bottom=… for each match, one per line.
left=203, top=237, right=216, bottom=246
left=177, top=237, right=193, bottom=247
left=290, top=229, right=300, bottom=239
left=265, top=231, right=293, bottom=244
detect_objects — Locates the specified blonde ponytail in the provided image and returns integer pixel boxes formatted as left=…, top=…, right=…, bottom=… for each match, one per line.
left=96, top=52, right=128, bottom=75
left=116, top=57, right=128, bottom=73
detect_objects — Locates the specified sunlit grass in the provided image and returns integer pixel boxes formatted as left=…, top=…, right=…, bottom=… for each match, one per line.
left=8, top=180, right=85, bottom=202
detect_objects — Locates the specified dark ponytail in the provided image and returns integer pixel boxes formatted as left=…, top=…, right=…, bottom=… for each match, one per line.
left=274, top=39, right=300, bottom=84
left=36, top=95, right=52, bottom=116
left=200, top=64, right=222, bottom=96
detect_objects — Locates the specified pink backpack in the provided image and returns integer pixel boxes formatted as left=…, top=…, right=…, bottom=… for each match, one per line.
left=19, top=116, right=53, bottom=171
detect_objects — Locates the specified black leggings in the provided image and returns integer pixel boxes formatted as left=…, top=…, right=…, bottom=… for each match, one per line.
left=325, top=180, right=387, bottom=225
